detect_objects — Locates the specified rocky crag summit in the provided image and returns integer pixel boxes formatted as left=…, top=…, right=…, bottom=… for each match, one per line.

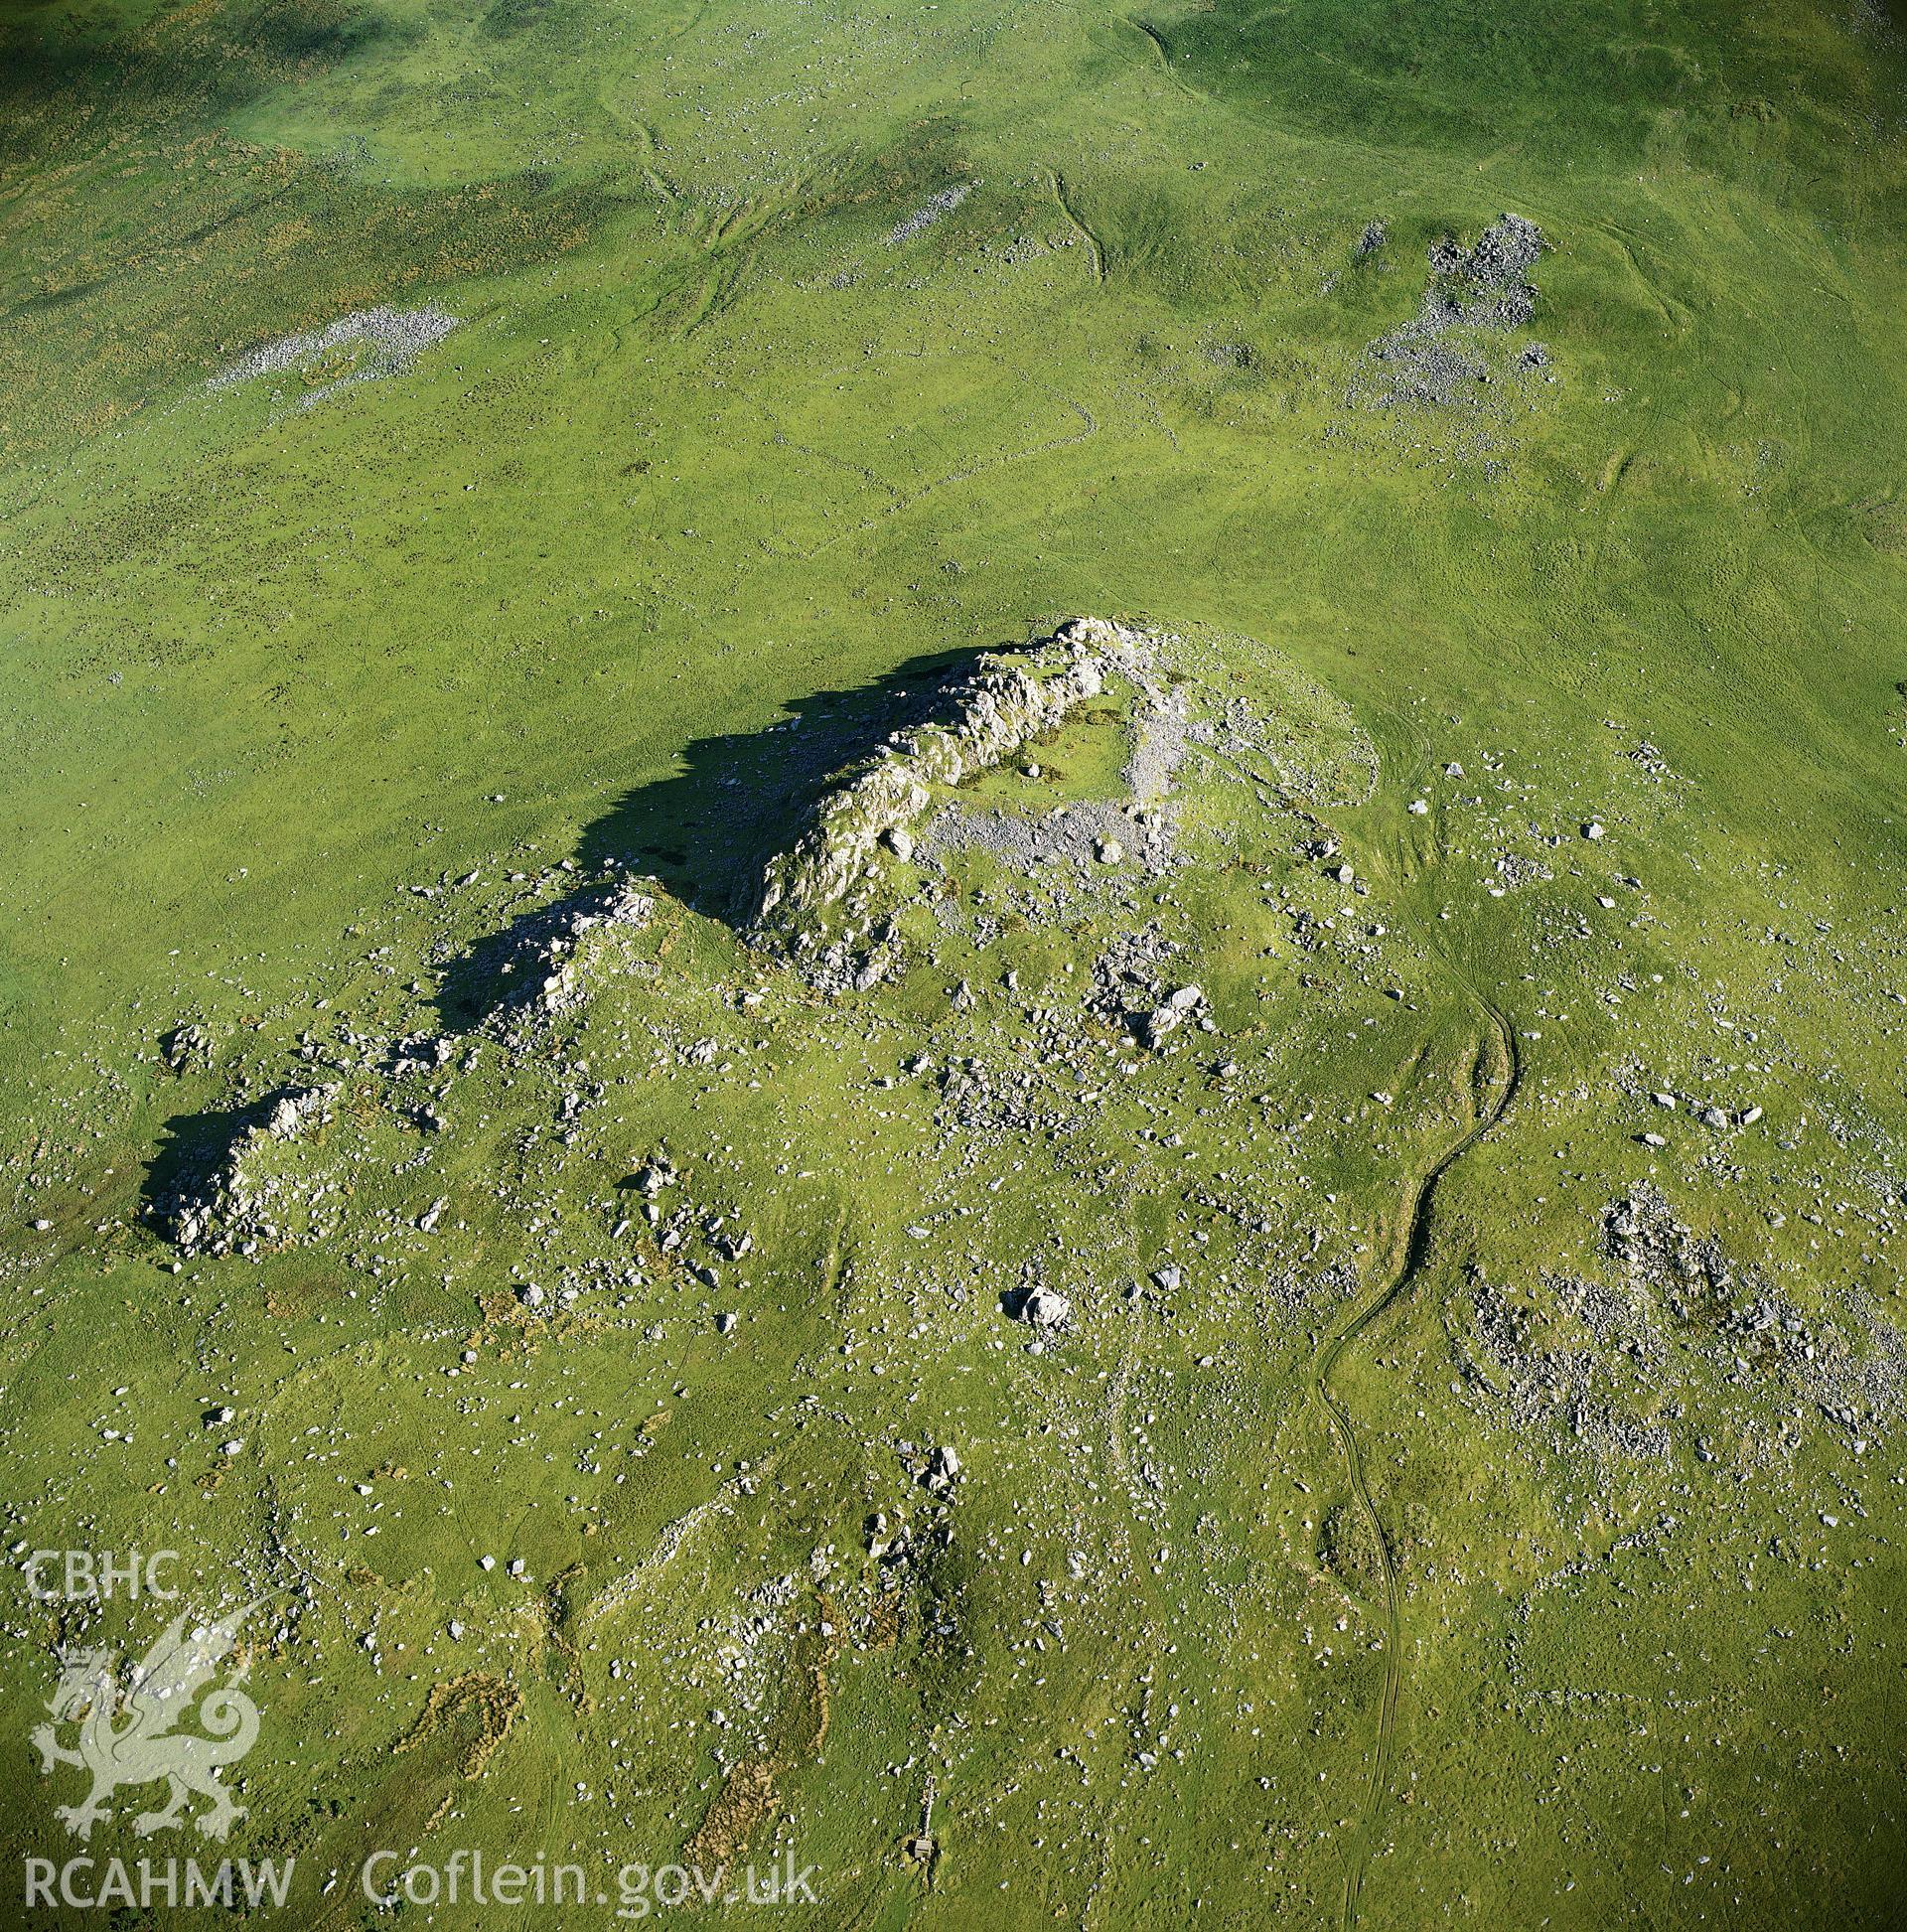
left=750, top=617, right=1163, bottom=988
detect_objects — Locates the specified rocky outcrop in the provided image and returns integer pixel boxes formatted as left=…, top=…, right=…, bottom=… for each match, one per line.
left=516, top=881, right=656, bottom=1020
left=752, top=619, right=1151, bottom=970
left=167, top=1084, right=340, bottom=1259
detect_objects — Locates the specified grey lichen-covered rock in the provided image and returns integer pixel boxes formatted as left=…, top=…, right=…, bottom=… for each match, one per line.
left=527, top=881, right=656, bottom=1019
left=1024, top=1287, right=1072, bottom=1329
left=265, top=1088, right=330, bottom=1138
left=160, top=1021, right=215, bottom=1075
left=166, top=1083, right=341, bottom=1259
left=752, top=618, right=1152, bottom=974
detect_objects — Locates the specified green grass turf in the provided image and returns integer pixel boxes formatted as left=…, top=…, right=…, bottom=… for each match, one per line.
left=2, top=0, right=1906, bottom=1925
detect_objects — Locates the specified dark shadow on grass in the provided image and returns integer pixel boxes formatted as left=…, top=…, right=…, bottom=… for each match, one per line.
left=432, top=645, right=985, bottom=1030
left=0, top=0, right=392, bottom=160
left=134, top=648, right=998, bottom=1236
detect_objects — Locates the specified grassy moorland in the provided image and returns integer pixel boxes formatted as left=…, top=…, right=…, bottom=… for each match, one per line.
left=2, top=1, right=1905, bottom=1925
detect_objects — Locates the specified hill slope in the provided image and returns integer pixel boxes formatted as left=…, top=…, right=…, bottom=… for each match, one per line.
left=2, top=2, right=1905, bottom=1925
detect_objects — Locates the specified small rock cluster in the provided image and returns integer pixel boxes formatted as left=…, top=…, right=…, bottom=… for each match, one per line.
left=166, top=1084, right=339, bottom=1259
left=1354, top=213, right=1548, bottom=410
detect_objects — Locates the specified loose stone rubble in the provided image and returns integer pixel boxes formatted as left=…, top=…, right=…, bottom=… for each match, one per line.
left=886, top=182, right=974, bottom=245
left=207, top=305, right=460, bottom=409
left=1353, top=213, right=1548, bottom=410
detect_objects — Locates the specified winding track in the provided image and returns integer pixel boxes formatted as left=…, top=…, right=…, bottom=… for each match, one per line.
left=1314, top=989, right=1519, bottom=1930
left=1142, top=736, right=1519, bottom=1925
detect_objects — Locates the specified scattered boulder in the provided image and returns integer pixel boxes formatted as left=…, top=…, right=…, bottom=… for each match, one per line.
left=1025, top=1287, right=1072, bottom=1329
left=161, top=1022, right=214, bottom=1075
left=921, top=1444, right=961, bottom=1496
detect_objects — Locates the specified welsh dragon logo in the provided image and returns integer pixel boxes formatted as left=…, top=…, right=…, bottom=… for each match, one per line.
left=32, top=1599, right=262, bottom=1842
